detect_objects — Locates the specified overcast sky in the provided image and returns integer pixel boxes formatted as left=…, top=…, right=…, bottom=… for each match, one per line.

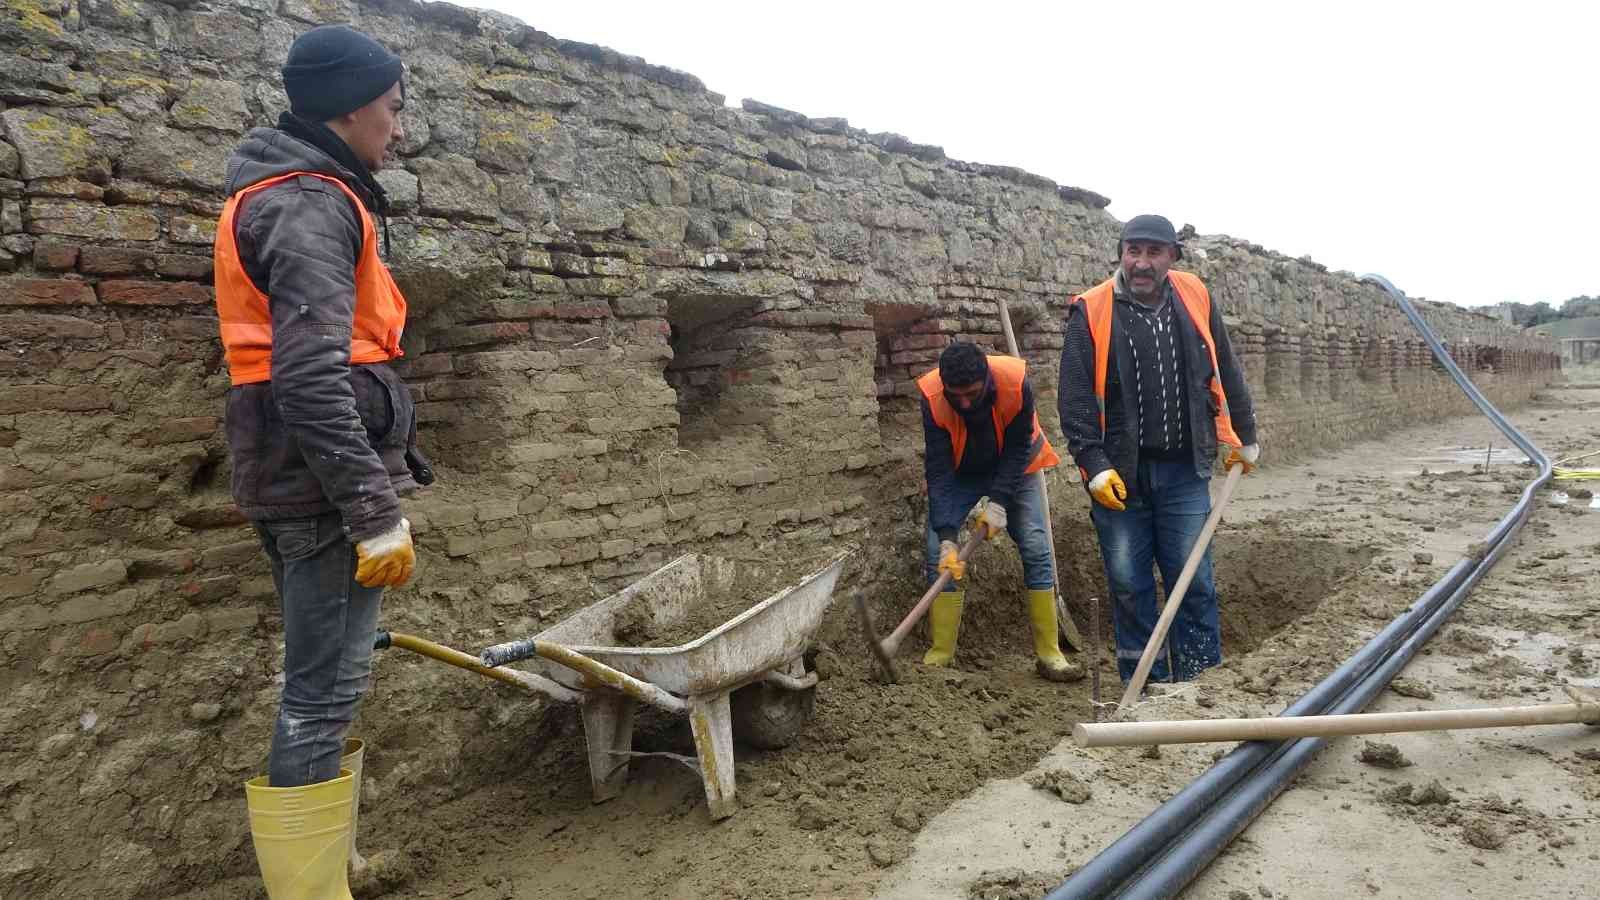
left=462, top=1, right=1596, bottom=309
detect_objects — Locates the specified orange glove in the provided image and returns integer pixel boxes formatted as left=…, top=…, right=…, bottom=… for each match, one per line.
left=1088, top=470, right=1128, bottom=511
left=355, top=518, right=415, bottom=588
left=937, top=539, right=966, bottom=582
left=1222, top=443, right=1261, bottom=475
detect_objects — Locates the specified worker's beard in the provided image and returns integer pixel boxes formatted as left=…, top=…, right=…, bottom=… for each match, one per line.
left=951, top=377, right=995, bottom=421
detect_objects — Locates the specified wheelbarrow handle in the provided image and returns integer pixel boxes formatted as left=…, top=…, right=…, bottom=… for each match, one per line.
left=480, top=638, right=687, bottom=713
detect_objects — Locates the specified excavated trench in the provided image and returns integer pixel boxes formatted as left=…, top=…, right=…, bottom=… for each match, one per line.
left=176, top=503, right=1392, bottom=900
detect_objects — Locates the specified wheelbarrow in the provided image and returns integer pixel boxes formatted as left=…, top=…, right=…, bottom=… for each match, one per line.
left=477, top=551, right=850, bottom=819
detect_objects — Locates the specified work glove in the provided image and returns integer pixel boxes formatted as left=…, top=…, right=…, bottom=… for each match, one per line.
left=937, top=539, right=966, bottom=582
left=977, top=500, right=1008, bottom=540
left=1221, top=443, right=1261, bottom=475
left=355, top=518, right=415, bottom=588
left=1088, top=469, right=1128, bottom=511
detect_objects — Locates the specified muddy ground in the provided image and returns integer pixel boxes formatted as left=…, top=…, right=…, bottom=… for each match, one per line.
left=186, top=377, right=1600, bottom=899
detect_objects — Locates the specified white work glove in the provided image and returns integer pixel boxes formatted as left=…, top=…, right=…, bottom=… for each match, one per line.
left=355, top=518, right=415, bottom=588
left=1221, top=443, right=1260, bottom=475
left=977, top=500, right=1007, bottom=539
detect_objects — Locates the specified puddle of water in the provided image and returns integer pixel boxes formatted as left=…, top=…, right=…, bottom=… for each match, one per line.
left=1395, top=446, right=1530, bottom=474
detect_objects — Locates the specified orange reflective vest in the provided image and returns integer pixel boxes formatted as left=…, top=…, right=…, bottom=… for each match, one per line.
left=917, top=355, right=1060, bottom=475
left=214, top=172, right=407, bottom=386
left=1074, top=270, right=1242, bottom=449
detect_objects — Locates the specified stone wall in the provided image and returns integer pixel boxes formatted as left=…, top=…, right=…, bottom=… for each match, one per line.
left=0, top=0, right=1558, bottom=895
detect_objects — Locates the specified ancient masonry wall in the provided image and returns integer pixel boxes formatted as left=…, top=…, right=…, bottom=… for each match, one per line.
left=0, top=0, right=1558, bottom=895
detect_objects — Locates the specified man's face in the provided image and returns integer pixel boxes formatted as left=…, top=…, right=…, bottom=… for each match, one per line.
left=337, top=82, right=406, bottom=172
left=1120, top=240, right=1178, bottom=301
left=944, top=378, right=988, bottom=413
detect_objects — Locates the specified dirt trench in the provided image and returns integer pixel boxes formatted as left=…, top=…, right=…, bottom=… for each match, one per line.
left=179, top=380, right=1600, bottom=900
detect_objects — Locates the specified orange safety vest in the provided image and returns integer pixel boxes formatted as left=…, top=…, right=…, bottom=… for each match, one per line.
left=917, top=355, right=1060, bottom=475
left=1074, top=269, right=1241, bottom=449
left=214, top=172, right=407, bottom=386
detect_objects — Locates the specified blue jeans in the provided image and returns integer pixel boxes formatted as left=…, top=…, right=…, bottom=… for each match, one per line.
left=1089, top=458, right=1222, bottom=683
left=926, top=472, right=1055, bottom=590
left=254, top=512, right=383, bottom=787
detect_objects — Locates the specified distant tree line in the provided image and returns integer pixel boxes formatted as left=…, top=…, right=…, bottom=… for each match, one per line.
left=1501, top=296, right=1600, bottom=327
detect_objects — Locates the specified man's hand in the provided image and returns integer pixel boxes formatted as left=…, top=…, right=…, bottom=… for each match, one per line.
left=1222, top=443, right=1260, bottom=475
left=1088, top=470, right=1128, bottom=511
left=355, top=518, right=415, bottom=588
left=937, top=539, right=966, bottom=582
left=977, top=500, right=1008, bottom=540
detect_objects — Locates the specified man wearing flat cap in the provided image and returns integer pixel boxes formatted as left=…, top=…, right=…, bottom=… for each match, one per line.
left=214, top=24, right=430, bottom=896
left=1057, top=215, right=1259, bottom=688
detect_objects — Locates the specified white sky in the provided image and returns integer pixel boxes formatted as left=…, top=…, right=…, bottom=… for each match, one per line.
left=462, top=1, right=1597, bottom=309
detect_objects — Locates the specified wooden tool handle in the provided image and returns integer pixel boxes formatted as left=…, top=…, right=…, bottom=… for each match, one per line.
left=881, top=529, right=985, bottom=656
left=1118, top=463, right=1244, bottom=710
left=1075, top=701, right=1600, bottom=747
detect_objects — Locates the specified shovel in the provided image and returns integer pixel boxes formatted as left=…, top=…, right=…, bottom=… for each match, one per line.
left=1117, top=462, right=1245, bottom=712
left=856, top=528, right=986, bottom=683
left=995, top=296, right=1085, bottom=652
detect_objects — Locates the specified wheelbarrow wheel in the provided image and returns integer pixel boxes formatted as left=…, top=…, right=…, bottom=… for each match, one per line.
left=730, top=678, right=815, bottom=750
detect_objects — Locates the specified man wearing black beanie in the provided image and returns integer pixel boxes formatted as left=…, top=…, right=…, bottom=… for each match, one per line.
left=214, top=24, right=428, bottom=898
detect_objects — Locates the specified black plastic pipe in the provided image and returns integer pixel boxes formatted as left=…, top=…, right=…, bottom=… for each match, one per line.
left=1048, top=274, right=1552, bottom=899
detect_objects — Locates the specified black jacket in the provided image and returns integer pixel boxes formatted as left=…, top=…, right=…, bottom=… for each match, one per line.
left=922, top=378, right=1037, bottom=540
left=219, top=127, right=424, bottom=541
left=1057, top=272, right=1257, bottom=497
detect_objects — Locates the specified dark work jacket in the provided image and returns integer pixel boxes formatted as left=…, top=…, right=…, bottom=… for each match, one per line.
left=922, top=378, right=1037, bottom=540
left=1057, top=274, right=1257, bottom=501
left=218, top=127, right=425, bottom=541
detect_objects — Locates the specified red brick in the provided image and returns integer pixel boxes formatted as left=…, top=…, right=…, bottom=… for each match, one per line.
left=0, top=277, right=96, bottom=306
left=156, top=253, right=213, bottom=280
left=435, top=321, right=530, bottom=349
left=79, top=247, right=157, bottom=276
left=165, top=316, right=220, bottom=342
left=143, top=416, right=218, bottom=446
left=32, top=243, right=80, bottom=272
left=395, top=353, right=453, bottom=378
left=0, top=384, right=113, bottom=414
left=97, top=279, right=213, bottom=306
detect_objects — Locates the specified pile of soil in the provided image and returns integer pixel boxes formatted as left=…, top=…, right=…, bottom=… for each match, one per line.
left=611, top=557, right=833, bottom=648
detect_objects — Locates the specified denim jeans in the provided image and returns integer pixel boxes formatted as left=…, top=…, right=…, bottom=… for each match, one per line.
left=254, top=511, right=383, bottom=787
left=925, top=471, right=1055, bottom=590
left=1089, top=457, right=1222, bottom=683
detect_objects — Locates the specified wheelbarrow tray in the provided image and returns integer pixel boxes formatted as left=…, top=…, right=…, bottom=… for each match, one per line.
left=525, top=551, right=849, bottom=697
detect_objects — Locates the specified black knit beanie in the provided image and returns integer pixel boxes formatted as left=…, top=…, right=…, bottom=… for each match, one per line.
left=281, top=25, right=404, bottom=122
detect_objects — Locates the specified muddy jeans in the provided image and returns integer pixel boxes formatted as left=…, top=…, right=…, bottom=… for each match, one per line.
left=924, top=472, right=1055, bottom=590
left=1089, top=457, right=1222, bottom=684
left=255, top=511, right=383, bottom=787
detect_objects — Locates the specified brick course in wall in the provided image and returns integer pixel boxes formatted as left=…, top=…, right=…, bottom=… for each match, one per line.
left=0, top=1, right=1557, bottom=895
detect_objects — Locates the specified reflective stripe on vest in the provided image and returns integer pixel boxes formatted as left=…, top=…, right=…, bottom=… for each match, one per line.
left=916, top=354, right=1061, bottom=475
left=1073, top=270, right=1241, bottom=449
left=213, top=172, right=407, bottom=386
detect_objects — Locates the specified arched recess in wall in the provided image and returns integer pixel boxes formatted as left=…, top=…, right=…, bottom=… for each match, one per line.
left=663, top=295, right=763, bottom=453
left=1263, top=328, right=1297, bottom=402
left=1358, top=337, right=1384, bottom=388
left=1298, top=330, right=1323, bottom=402
left=868, top=302, right=937, bottom=446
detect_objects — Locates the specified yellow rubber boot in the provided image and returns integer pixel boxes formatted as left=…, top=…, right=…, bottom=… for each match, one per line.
left=339, top=739, right=367, bottom=872
left=245, top=769, right=356, bottom=900
left=1028, top=589, right=1086, bottom=683
left=922, top=591, right=964, bottom=667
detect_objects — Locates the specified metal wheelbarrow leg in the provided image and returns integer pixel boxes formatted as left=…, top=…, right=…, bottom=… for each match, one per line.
left=581, top=693, right=637, bottom=803
left=687, top=690, right=738, bottom=820
left=482, top=637, right=746, bottom=818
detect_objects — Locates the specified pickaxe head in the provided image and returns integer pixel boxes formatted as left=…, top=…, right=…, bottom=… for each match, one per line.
left=852, top=590, right=899, bottom=683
